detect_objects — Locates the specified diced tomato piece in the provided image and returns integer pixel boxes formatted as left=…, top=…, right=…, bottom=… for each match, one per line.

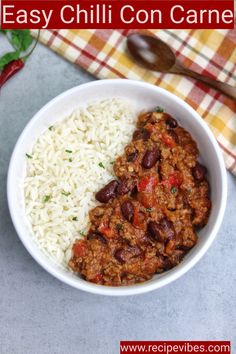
left=168, top=173, right=181, bottom=187
left=133, top=206, right=145, bottom=230
left=137, top=175, right=158, bottom=193
left=137, top=192, right=155, bottom=208
left=99, top=225, right=115, bottom=238
left=73, top=240, right=87, bottom=257
left=98, top=220, right=115, bottom=238
left=161, top=133, right=176, bottom=148
left=162, top=171, right=181, bottom=189
left=133, top=207, right=141, bottom=228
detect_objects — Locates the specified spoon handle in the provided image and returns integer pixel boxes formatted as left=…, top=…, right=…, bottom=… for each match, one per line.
left=175, top=64, right=236, bottom=101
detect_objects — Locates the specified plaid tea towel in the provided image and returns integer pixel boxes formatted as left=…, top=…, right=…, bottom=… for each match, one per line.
left=32, top=29, right=236, bottom=174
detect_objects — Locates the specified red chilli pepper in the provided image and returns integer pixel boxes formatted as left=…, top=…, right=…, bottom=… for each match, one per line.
left=0, top=30, right=40, bottom=89
left=0, top=59, right=25, bottom=89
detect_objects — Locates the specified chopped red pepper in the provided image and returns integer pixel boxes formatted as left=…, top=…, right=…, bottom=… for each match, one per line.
left=161, top=133, right=176, bottom=148
left=73, top=240, right=87, bottom=257
left=137, top=175, right=158, bottom=193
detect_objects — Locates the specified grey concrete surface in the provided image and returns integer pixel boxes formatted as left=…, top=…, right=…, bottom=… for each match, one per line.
left=0, top=39, right=235, bottom=354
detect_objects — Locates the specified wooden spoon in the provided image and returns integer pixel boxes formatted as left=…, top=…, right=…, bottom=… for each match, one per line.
left=127, top=33, right=236, bottom=101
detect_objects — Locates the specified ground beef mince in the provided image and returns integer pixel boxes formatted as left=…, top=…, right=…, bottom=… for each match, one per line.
left=69, top=110, right=211, bottom=286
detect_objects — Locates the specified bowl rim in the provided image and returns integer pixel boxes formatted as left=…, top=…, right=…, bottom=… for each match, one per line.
left=7, top=79, right=227, bottom=296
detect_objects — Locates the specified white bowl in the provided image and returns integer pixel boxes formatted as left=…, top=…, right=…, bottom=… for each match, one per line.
left=7, top=79, right=227, bottom=296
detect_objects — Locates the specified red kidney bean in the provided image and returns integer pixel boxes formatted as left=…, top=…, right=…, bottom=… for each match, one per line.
left=141, top=234, right=153, bottom=246
left=178, top=244, right=192, bottom=251
left=142, top=148, right=160, bottom=169
left=114, top=249, right=126, bottom=264
left=121, top=200, right=134, bottom=222
left=127, top=151, right=138, bottom=162
left=148, top=218, right=175, bottom=242
left=130, top=185, right=138, bottom=197
left=160, top=218, right=175, bottom=240
left=87, top=232, right=107, bottom=244
left=128, top=245, right=142, bottom=257
left=133, top=129, right=150, bottom=141
left=166, top=117, right=178, bottom=128
left=192, top=163, right=207, bottom=181
left=95, top=180, right=118, bottom=203
left=147, top=221, right=163, bottom=241
left=161, top=257, right=173, bottom=271
left=117, top=180, right=130, bottom=195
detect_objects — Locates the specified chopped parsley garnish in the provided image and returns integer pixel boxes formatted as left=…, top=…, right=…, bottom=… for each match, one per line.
left=26, top=153, right=32, bottom=159
left=146, top=208, right=153, bottom=212
left=65, top=149, right=72, bottom=153
left=98, top=162, right=105, bottom=169
left=48, top=126, right=53, bottom=131
left=79, top=230, right=86, bottom=236
left=170, top=186, right=177, bottom=194
left=155, top=106, right=164, bottom=113
left=116, top=223, right=123, bottom=231
left=69, top=158, right=72, bottom=162
left=43, top=195, right=51, bottom=203
left=62, top=191, right=71, bottom=197
left=72, top=217, right=77, bottom=221
left=110, top=161, right=114, bottom=165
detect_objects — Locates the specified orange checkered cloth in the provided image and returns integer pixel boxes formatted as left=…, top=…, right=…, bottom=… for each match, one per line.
left=33, top=29, right=236, bottom=174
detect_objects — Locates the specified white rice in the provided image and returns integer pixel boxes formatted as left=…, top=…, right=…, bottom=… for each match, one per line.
left=24, top=98, right=136, bottom=267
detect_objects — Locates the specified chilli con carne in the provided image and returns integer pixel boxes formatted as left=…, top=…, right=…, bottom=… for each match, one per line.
left=69, top=109, right=211, bottom=286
